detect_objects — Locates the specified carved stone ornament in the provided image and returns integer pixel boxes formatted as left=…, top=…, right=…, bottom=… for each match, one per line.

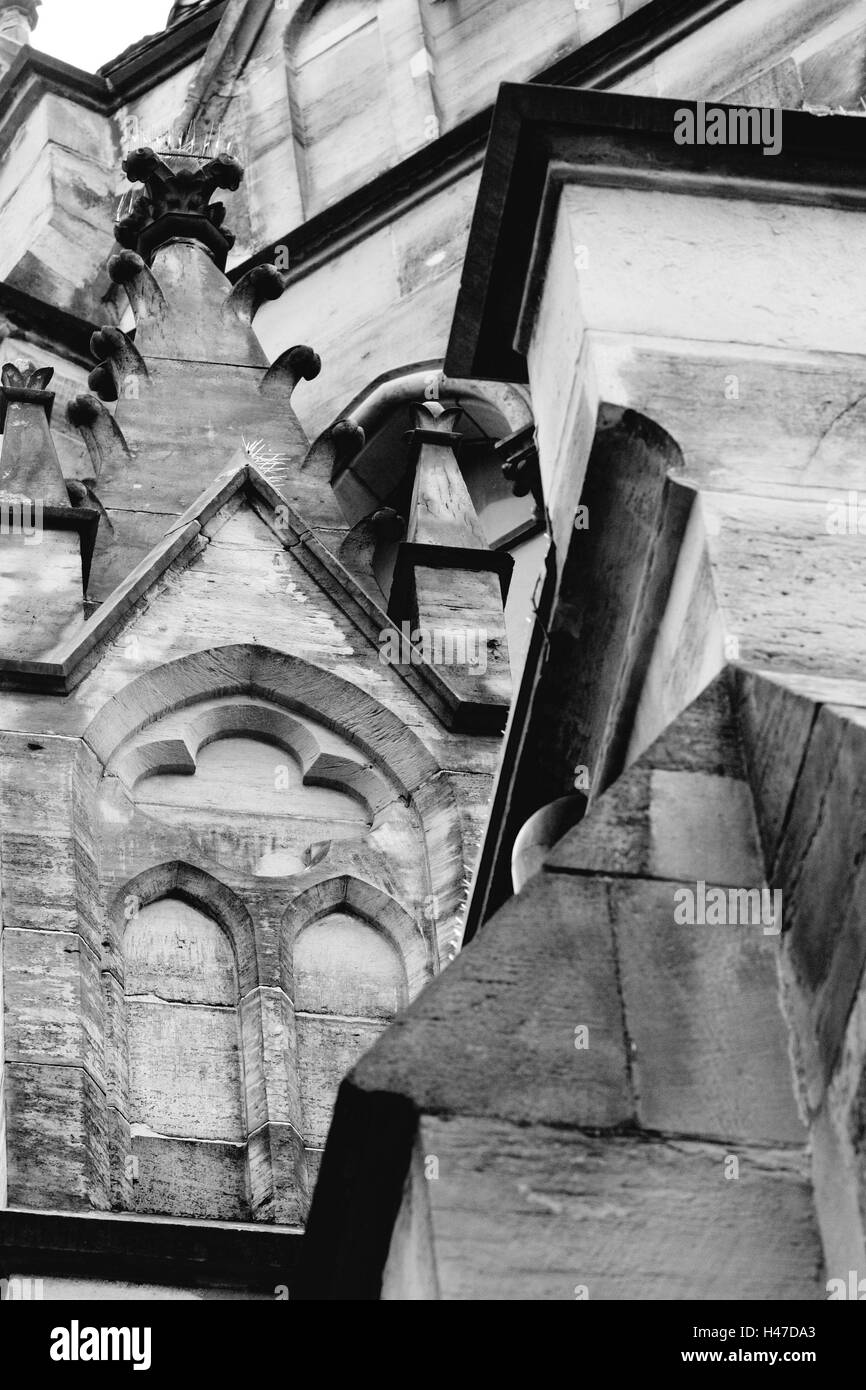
left=0, top=359, right=54, bottom=428
left=114, top=147, right=244, bottom=270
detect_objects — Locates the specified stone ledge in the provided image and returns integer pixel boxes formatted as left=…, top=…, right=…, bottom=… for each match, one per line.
left=0, top=1207, right=301, bottom=1292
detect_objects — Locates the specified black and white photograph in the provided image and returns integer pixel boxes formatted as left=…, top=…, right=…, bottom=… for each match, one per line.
left=0, top=0, right=862, bottom=1349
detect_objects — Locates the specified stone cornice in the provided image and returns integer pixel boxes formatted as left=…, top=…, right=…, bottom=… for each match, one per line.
left=445, top=85, right=866, bottom=384
left=0, top=46, right=108, bottom=127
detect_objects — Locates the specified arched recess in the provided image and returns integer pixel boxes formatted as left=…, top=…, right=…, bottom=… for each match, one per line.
left=102, top=864, right=291, bottom=1223
left=87, top=645, right=437, bottom=794
left=108, top=862, right=258, bottom=992
left=281, top=875, right=432, bottom=999
left=75, top=646, right=465, bottom=1221
left=280, top=876, right=430, bottom=1167
left=302, top=364, right=547, bottom=669
left=83, top=645, right=465, bottom=944
left=319, top=361, right=537, bottom=538
left=285, top=0, right=400, bottom=217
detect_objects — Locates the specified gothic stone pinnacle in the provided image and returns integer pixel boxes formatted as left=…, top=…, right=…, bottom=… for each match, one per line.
left=114, top=148, right=244, bottom=270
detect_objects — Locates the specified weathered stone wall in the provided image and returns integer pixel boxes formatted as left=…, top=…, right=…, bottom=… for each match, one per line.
left=0, top=89, right=119, bottom=316
left=294, top=62, right=866, bottom=1294
left=230, top=0, right=654, bottom=247
left=252, top=171, right=478, bottom=439
left=520, top=144, right=866, bottom=1289
left=0, top=484, right=501, bottom=1221
left=4, top=0, right=866, bottom=1299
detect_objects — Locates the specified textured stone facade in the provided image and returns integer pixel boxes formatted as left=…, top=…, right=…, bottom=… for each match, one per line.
left=1, top=0, right=866, bottom=1301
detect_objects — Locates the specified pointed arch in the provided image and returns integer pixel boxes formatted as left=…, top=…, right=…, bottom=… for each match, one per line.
left=280, top=873, right=432, bottom=1156
left=103, top=859, right=308, bottom=1223
left=108, top=860, right=258, bottom=996
left=103, top=865, right=259, bottom=1220
left=280, top=874, right=433, bottom=1000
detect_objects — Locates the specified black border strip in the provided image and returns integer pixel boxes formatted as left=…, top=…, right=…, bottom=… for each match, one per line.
left=0, top=1208, right=301, bottom=1293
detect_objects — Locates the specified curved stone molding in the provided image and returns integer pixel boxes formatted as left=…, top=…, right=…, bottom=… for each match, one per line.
left=111, top=737, right=198, bottom=787
left=85, top=644, right=440, bottom=795
left=188, top=702, right=319, bottom=769
left=111, top=700, right=394, bottom=819
left=339, top=366, right=534, bottom=446
left=316, top=361, right=534, bottom=496
left=281, top=875, right=434, bottom=1002
left=108, top=860, right=258, bottom=996
left=304, top=752, right=392, bottom=818
left=81, top=645, right=465, bottom=956
left=511, top=793, right=587, bottom=894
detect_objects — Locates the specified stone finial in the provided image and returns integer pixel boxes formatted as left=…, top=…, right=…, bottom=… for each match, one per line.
left=114, top=147, right=244, bottom=270
left=0, top=358, right=53, bottom=407
left=0, top=1, right=39, bottom=44
left=403, top=404, right=486, bottom=549
left=387, top=401, right=513, bottom=712
left=0, top=358, right=66, bottom=506
left=0, top=359, right=100, bottom=589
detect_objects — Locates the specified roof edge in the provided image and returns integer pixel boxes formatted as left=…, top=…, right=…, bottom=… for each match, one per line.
left=444, top=85, right=866, bottom=383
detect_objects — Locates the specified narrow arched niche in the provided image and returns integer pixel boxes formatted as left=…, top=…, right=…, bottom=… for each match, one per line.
left=295, top=910, right=408, bottom=1018
left=293, top=909, right=409, bottom=1159
left=286, top=0, right=397, bottom=216
left=123, top=895, right=248, bottom=1220
left=126, top=898, right=244, bottom=1139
